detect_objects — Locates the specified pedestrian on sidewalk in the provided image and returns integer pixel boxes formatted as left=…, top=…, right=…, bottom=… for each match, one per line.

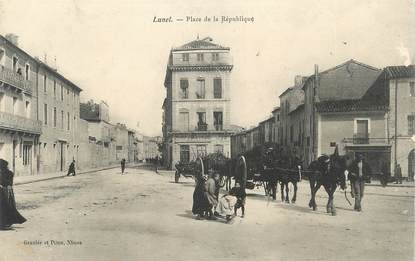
left=121, top=158, right=126, bottom=175
left=0, top=159, right=26, bottom=230
left=67, top=160, right=76, bottom=176
left=394, top=164, right=402, bottom=184
left=348, top=154, right=371, bottom=212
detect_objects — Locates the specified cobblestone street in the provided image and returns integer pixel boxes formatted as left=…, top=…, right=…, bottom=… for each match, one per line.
left=0, top=166, right=413, bottom=261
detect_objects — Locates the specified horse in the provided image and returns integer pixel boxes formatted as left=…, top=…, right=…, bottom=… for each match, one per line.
left=306, top=147, right=348, bottom=216
left=277, top=154, right=302, bottom=204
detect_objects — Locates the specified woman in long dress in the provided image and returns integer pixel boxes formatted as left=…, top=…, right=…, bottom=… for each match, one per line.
left=192, top=172, right=209, bottom=220
left=0, top=159, right=26, bottom=230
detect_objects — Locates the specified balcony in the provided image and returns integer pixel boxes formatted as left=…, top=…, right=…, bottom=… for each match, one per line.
left=0, top=66, right=33, bottom=95
left=197, top=122, right=208, bottom=131
left=0, top=111, right=42, bottom=134
left=343, top=134, right=389, bottom=145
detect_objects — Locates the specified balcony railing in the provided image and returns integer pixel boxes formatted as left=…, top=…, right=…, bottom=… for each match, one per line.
left=0, top=111, right=42, bottom=134
left=214, top=124, right=223, bottom=131
left=0, top=66, right=33, bottom=94
left=197, top=123, right=208, bottom=131
left=343, top=134, right=389, bottom=145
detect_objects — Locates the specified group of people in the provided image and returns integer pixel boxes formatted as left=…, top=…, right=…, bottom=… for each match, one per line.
left=192, top=171, right=246, bottom=223
left=0, top=159, right=26, bottom=230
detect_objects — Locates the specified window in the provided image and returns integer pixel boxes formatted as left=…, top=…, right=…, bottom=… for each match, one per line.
left=61, top=85, right=64, bottom=101
left=212, top=53, right=219, bottom=61
left=12, top=97, right=17, bottom=114
left=179, top=112, right=189, bottom=131
left=410, top=82, right=415, bottom=97
left=354, top=119, right=370, bottom=144
left=197, top=112, right=206, bottom=131
left=67, top=112, right=70, bottom=131
left=12, top=56, right=18, bottom=72
left=0, top=48, right=5, bottom=66
left=44, top=104, right=48, bottom=125
left=214, top=144, right=224, bottom=153
left=180, top=145, right=190, bottom=163
left=182, top=53, right=189, bottom=62
left=197, top=53, right=204, bottom=61
left=61, top=110, right=64, bottom=129
left=25, top=64, right=30, bottom=80
left=25, top=101, right=30, bottom=118
left=277, top=115, right=280, bottom=121
left=408, top=115, right=415, bottom=136
left=180, top=79, right=189, bottom=99
left=213, top=78, right=222, bottom=98
left=54, top=81, right=57, bottom=98
left=196, top=145, right=207, bottom=157
left=196, top=78, right=205, bottom=99
left=22, top=144, right=32, bottom=166
left=43, top=74, right=47, bottom=92
left=214, top=111, right=223, bottom=131
left=53, top=107, right=57, bottom=127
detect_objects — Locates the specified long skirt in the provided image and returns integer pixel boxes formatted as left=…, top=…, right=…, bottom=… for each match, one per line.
left=0, top=186, right=26, bottom=228
left=192, top=185, right=210, bottom=215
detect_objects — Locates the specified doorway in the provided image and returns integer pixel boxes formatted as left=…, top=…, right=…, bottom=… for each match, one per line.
left=59, top=142, right=66, bottom=171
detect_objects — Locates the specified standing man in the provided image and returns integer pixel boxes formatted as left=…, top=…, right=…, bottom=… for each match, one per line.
left=348, top=154, right=371, bottom=212
left=67, top=160, right=76, bottom=176
left=121, top=158, right=126, bottom=175
left=394, top=164, right=402, bottom=184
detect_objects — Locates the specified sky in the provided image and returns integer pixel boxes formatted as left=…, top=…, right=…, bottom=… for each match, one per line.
left=0, top=0, right=413, bottom=136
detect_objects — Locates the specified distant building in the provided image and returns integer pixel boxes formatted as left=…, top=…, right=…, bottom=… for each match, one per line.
left=80, top=100, right=116, bottom=166
left=162, top=37, right=234, bottom=169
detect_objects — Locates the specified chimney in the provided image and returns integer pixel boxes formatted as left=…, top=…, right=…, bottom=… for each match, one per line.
left=5, top=33, right=19, bottom=46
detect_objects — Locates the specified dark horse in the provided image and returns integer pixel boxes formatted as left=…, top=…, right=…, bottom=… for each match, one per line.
left=306, top=147, right=348, bottom=216
left=277, top=153, right=302, bottom=203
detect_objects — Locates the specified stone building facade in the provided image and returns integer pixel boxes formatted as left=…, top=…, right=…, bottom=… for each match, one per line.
left=162, top=37, right=234, bottom=169
left=0, top=34, right=42, bottom=176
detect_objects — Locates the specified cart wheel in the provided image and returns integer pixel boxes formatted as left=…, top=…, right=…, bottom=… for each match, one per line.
left=174, top=171, right=180, bottom=183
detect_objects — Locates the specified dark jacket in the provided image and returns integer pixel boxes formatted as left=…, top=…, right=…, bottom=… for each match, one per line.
left=348, top=160, right=371, bottom=181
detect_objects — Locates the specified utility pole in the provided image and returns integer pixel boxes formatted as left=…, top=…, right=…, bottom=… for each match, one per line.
left=394, top=79, right=398, bottom=176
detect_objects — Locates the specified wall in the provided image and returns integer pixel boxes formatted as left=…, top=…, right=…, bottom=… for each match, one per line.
left=389, top=78, right=415, bottom=177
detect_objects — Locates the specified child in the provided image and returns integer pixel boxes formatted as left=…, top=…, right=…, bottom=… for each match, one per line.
left=230, top=183, right=246, bottom=218
left=216, top=190, right=237, bottom=222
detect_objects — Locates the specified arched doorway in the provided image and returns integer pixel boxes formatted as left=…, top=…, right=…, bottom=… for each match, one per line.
left=409, top=149, right=415, bottom=181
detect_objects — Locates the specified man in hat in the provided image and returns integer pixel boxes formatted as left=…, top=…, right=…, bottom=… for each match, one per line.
left=348, top=154, right=371, bottom=211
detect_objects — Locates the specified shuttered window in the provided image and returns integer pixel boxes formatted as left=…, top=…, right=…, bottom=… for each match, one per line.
left=214, top=78, right=222, bottom=98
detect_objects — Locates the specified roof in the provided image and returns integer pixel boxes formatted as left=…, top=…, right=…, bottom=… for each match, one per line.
left=288, top=104, right=305, bottom=115
left=0, top=34, right=82, bottom=92
left=317, top=60, right=381, bottom=101
left=278, top=87, right=293, bottom=98
left=384, top=65, right=415, bottom=79
left=271, top=106, right=280, bottom=113
left=172, top=37, right=229, bottom=51
left=316, top=99, right=388, bottom=113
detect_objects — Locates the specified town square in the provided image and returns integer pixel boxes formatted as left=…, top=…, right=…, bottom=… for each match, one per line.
left=0, top=0, right=414, bottom=260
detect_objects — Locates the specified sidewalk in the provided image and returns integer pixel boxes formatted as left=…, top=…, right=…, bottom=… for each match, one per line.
left=365, top=180, right=415, bottom=188
left=14, top=164, right=135, bottom=186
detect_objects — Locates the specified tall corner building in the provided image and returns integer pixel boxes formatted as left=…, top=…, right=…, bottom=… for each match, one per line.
left=162, top=37, right=234, bottom=169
